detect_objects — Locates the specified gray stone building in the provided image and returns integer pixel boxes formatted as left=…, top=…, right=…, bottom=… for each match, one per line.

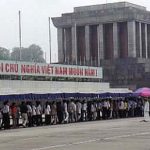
left=52, top=2, right=150, bottom=89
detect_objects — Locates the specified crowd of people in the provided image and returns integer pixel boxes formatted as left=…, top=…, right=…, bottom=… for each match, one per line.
left=0, top=97, right=144, bottom=130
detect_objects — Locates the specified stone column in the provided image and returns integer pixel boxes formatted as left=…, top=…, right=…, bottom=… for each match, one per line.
left=57, top=28, right=64, bottom=63
left=113, top=22, right=119, bottom=58
left=63, top=29, right=67, bottom=62
left=147, top=25, right=150, bottom=58
left=128, top=21, right=136, bottom=57
left=97, top=24, right=104, bottom=63
left=85, top=25, right=90, bottom=64
left=145, top=24, right=148, bottom=58
left=139, top=22, right=142, bottom=58
left=72, top=25, right=77, bottom=64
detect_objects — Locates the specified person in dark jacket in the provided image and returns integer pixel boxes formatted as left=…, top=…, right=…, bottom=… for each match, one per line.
left=20, top=102, right=28, bottom=127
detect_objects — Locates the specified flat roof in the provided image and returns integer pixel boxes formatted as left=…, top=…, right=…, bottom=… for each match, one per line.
left=74, top=2, right=146, bottom=12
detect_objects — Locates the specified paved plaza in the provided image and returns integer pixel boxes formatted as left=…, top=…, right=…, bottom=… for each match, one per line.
left=0, top=118, right=150, bottom=150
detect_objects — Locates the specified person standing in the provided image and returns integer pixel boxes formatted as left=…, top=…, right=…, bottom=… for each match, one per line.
left=119, top=100, right=125, bottom=118
left=32, top=103, right=37, bottom=126
left=51, top=101, right=57, bottom=125
left=10, top=102, right=18, bottom=128
left=76, top=100, right=82, bottom=122
left=63, top=100, right=69, bottom=123
left=16, top=103, right=21, bottom=127
left=82, top=100, right=87, bottom=121
left=102, top=100, right=109, bottom=119
left=144, top=98, right=150, bottom=122
left=97, top=101, right=103, bottom=120
left=36, top=101, right=42, bottom=126
left=109, top=100, right=113, bottom=119
left=20, top=101, right=28, bottom=128
left=2, top=101, right=10, bottom=129
left=90, top=102, right=95, bottom=121
left=0, top=108, right=3, bottom=129
left=44, top=101, right=51, bottom=125
left=68, top=100, right=76, bottom=123
left=27, top=101, right=33, bottom=127
left=57, top=101, right=64, bottom=124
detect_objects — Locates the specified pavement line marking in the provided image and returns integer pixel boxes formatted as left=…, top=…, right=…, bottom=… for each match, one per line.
left=31, top=131, right=150, bottom=150
left=22, top=137, right=40, bottom=141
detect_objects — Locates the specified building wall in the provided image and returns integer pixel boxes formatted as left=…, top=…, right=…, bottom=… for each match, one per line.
left=0, top=80, right=110, bottom=95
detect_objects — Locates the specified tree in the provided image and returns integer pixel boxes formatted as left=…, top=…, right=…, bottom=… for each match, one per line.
left=11, top=47, right=21, bottom=61
left=0, top=47, right=10, bottom=60
left=28, top=44, right=46, bottom=63
left=11, top=44, right=46, bottom=63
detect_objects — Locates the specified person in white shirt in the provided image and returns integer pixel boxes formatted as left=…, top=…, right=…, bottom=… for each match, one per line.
left=68, top=100, right=76, bottom=123
left=119, top=100, right=125, bottom=118
left=94, top=102, right=98, bottom=120
left=0, top=108, right=2, bottom=129
left=27, top=101, right=32, bottom=127
left=97, top=101, right=103, bottom=120
left=76, top=101, right=82, bottom=121
left=32, top=103, right=37, bottom=126
left=2, top=101, right=10, bottom=129
left=63, top=101, right=69, bottom=123
left=82, top=100, right=87, bottom=121
left=90, top=102, right=95, bottom=121
left=144, top=98, right=150, bottom=122
left=36, top=101, right=42, bottom=126
left=73, top=101, right=77, bottom=122
left=45, top=101, right=51, bottom=125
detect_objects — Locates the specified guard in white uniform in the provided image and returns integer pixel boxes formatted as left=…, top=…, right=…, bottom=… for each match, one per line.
left=144, top=98, right=150, bottom=122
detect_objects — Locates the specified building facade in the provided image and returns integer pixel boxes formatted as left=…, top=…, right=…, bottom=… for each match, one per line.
left=52, top=2, right=150, bottom=89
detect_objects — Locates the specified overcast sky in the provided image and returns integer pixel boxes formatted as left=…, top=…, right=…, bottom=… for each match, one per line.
left=0, top=0, right=149, bottom=62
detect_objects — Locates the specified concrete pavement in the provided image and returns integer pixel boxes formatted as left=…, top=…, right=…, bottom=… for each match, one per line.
left=0, top=118, right=150, bottom=150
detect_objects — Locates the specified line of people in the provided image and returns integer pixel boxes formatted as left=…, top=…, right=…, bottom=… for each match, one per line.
left=0, top=98, right=144, bottom=130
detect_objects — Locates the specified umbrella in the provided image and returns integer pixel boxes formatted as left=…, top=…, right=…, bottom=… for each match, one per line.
left=133, top=87, right=150, bottom=97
